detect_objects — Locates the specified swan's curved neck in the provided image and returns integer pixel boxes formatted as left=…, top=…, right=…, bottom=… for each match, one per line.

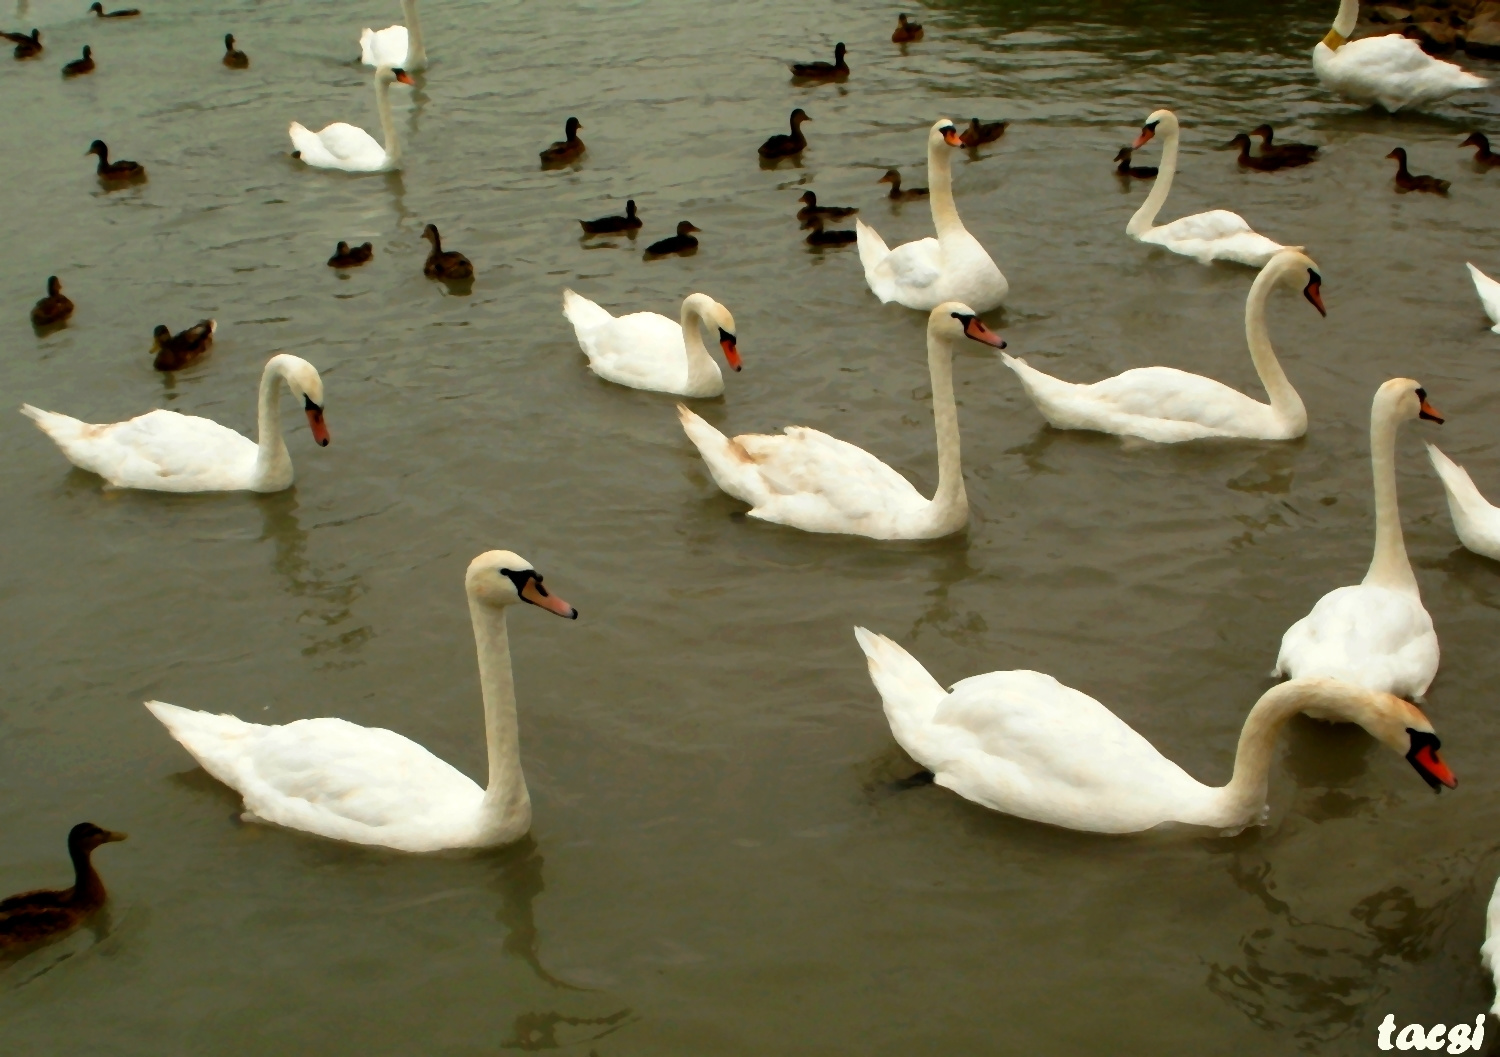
left=469, top=598, right=531, bottom=839
left=375, top=74, right=400, bottom=165
left=68, top=843, right=106, bottom=907
left=927, top=328, right=967, bottom=529
left=1244, top=262, right=1305, bottom=431
left=1128, top=120, right=1178, bottom=237
left=1329, top=0, right=1357, bottom=42
left=1364, top=399, right=1419, bottom=595
left=679, top=299, right=718, bottom=392
left=402, top=0, right=426, bottom=69
left=927, top=136, right=962, bottom=239
left=252, top=362, right=293, bottom=489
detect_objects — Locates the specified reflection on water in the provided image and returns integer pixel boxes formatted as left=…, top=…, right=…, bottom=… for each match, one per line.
left=256, top=492, right=371, bottom=662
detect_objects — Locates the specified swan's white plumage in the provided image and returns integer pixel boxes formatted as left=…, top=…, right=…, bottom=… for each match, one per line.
left=1427, top=443, right=1500, bottom=560
left=360, top=25, right=409, bottom=68
left=1467, top=263, right=1500, bottom=334
left=1484, top=877, right=1500, bottom=1014
left=290, top=66, right=408, bottom=173
left=562, top=289, right=737, bottom=398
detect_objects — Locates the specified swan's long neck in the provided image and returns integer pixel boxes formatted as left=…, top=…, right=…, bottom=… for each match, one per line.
left=927, top=328, right=967, bottom=528
left=375, top=74, right=400, bottom=165
left=470, top=599, right=531, bottom=838
left=680, top=299, right=718, bottom=393
left=1328, top=0, right=1357, bottom=44
left=1127, top=120, right=1178, bottom=237
left=927, top=136, right=963, bottom=239
left=1244, top=262, right=1305, bottom=431
left=251, top=362, right=293, bottom=488
left=401, top=0, right=426, bottom=70
left=1363, top=397, right=1420, bottom=595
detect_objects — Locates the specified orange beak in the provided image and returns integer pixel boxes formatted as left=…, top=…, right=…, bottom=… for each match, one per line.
left=1303, top=278, right=1326, bottom=317
left=1132, top=125, right=1156, bottom=150
left=962, top=316, right=1006, bottom=348
left=720, top=330, right=741, bottom=372
left=394, top=69, right=415, bottom=85
left=520, top=576, right=578, bottom=619
left=1419, top=399, right=1444, bottom=424
left=941, top=125, right=963, bottom=147
left=306, top=405, right=331, bottom=446
left=1412, top=743, right=1457, bottom=789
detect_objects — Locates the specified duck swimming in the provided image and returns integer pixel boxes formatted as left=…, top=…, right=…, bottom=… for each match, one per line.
left=86, top=139, right=145, bottom=182
left=421, top=224, right=473, bottom=281
left=759, top=108, right=810, bottom=159
left=0, top=824, right=126, bottom=953
left=327, top=241, right=373, bottom=268
left=644, top=221, right=700, bottom=258
left=151, top=319, right=216, bottom=371
left=539, top=117, right=584, bottom=167
left=222, top=33, right=248, bottom=68
left=31, top=277, right=74, bottom=327
left=1387, top=147, right=1449, bottom=194
left=89, top=3, right=140, bottom=16
left=12, top=28, right=40, bottom=58
left=891, top=14, right=923, bottom=43
left=1461, top=132, right=1500, bottom=167
left=1226, top=132, right=1311, bottom=171
left=796, top=191, right=857, bottom=226
left=804, top=216, right=856, bottom=246
left=1113, top=147, right=1157, bottom=179
left=790, top=42, right=847, bottom=80
left=579, top=200, right=642, bottom=235
left=959, top=118, right=1007, bottom=148
left=877, top=168, right=927, bottom=200
left=1250, top=124, right=1318, bottom=161
left=62, top=45, right=93, bottom=76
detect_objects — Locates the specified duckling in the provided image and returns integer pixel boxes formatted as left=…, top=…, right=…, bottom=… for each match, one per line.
left=1225, top=132, right=1310, bottom=171
left=30, top=277, right=74, bottom=327
left=891, top=13, right=923, bottom=43
left=1387, top=147, right=1449, bottom=194
left=644, top=221, right=700, bottom=258
left=86, top=139, right=146, bottom=182
left=877, top=168, right=927, bottom=200
left=1249, top=124, right=1318, bottom=162
left=539, top=117, right=584, bottom=167
left=222, top=33, right=247, bottom=68
left=327, top=241, right=373, bottom=268
left=796, top=190, right=857, bottom=227
left=12, top=28, right=40, bottom=58
left=804, top=215, right=856, bottom=246
left=421, top=224, right=474, bottom=281
left=579, top=199, right=642, bottom=235
left=759, top=109, right=811, bottom=159
left=0, top=823, right=126, bottom=953
left=62, top=45, right=94, bottom=76
left=1461, top=132, right=1500, bottom=168
left=151, top=319, right=216, bottom=371
left=790, top=42, right=848, bottom=80
left=88, top=3, right=140, bottom=16
left=1113, top=147, right=1157, bottom=179
left=960, top=118, right=1007, bottom=148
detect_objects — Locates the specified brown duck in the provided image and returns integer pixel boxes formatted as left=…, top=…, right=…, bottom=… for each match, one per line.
left=878, top=168, right=927, bottom=200
left=790, top=42, right=847, bottom=80
left=31, top=276, right=74, bottom=327
left=327, top=241, right=373, bottom=268
left=1461, top=132, right=1500, bottom=167
left=62, top=46, right=94, bottom=76
left=88, top=3, right=140, bottom=16
left=1113, top=147, right=1156, bottom=179
left=1226, top=132, right=1310, bottom=171
left=0, top=823, right=126, bottom=953
left=644, top=221, right=699, bottom=258
left=796, top=191, right=857, bottom=227
left=11, top=28, right=41, bottom=58
left=1387, top=147, right=1449, bottom=194
left=151, top=319, right=216, bottom=371
left=222, top=34, right=248, bottom=68
left=960, top=118, right=1007, bottom=148
left=804, top=216, right=856, bottom=246
left=1250, top=124, right=1318, bottom=162
left=86, top=139, right=146, bottom=182
left=539, top=117, right=584, bottom=166
left=579, top=199, right=642, bottom=235
left=891, top=14, right=923, bottom=43
left=422, top=224, right=474, bottom=281
left=759, top=109, right=810, bottom=159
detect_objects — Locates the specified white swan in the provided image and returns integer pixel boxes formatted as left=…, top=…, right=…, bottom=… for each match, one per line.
left=1484, top=879, right=1500, bottom=1015
left=1275, top=379, right=1444, bottom=700
left=1427, top=444, right=1500, bottom=560
left=1127, top=110, right=1288, bottom=267
left=289, top=65, right=412, bottom=173
left=20, top=354, right=329, bottom=494
left=1313, top=0, right=1486, bottom=112
left=360, top=0, right=426, bottom=72
left=1467, top=263, right=1500, bottom=334
left=1001, top=248, right=1322, bottom=443
left=145, top=551, right=577, bottom=853
left=855, top=628, right=1455, bottom=835
left=562, top=289, right=740, bottom=398
left=678, top=304, right=1004, bottom=539
left=855, top=119, right=1007, bottom=312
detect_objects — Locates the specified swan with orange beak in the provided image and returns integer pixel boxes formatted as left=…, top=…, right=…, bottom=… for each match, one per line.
left=561, top=290, right=740, bottom=398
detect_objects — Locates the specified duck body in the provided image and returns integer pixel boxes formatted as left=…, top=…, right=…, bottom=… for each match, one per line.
left=580, top=200, right=641, bottom=235
left=879, top=169, right=928, bottom=200
left=1313, top=0, right=1486, bottom=112
left=805, top=217, right=856, bottom=246
left=892, top=14, right=923, bottom=43
left=30, top=277, right=74, bottom=327
left=86, top=139, right=145, bottom=182
left=960, top=118, right=1006, bottom=148
left=1466, top=262, right=1500, bottom=332
left=89, top=3, right=140, bottom=17
left=21, top=353, right=330, bottom=493
left=759, top=108, right=810, bottom=159
left=1251, top=124, right=1318, bottom=162
left=563, top=289, right=739, bottom=398
left=790, top=42, right=847, bottom=80
left=539, top=117, right=584, bottom=166
left=857, top=120, right=1007, bottom=311
left=421, top=224, right=473, bottom=281
left=13, top=29, right=40, bottom=58
left=1462, top=132, right=1500, bottom=167
left=796, top=191, right=856, bottom=226
left=1228, top=133, right=1308, bottom=171
left=62, top=46, right=94, bottom=76
left=151, top=319, right=215, bottom=371
left=1113, top=148, right=1157, bottom=179
left=1427, top=444, right=1500, bottom=561
left=223, top=34, right=248, bottom=68
left=328, top=241, right=373, bottom=268
left=290, top=66, right=413, bottom=173
left=644, top=221, right=699, bottom=257
left=1387, top=148, right=1449, bottom=193
left=0, top=824, right=126, bottom=952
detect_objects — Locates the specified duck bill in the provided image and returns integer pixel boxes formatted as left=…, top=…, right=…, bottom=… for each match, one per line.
left=1132, top=126, right=1156, bottom=150
left=102, top=829, right=129, bottom=843
left=962, top=316, right=1006, bottom=348
left=720, top=330, right=741, bottom=371
left=520, top=577, right=578, bottom=619
left=1408, top=743, right=1457, bottom=790
left=305, top=404, right=331, bottom=446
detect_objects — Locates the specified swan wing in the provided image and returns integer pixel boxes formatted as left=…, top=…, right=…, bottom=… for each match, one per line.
left=1466, top=263, right=1500, bottom=333
left=146, top=701, right=483, bottom=851
left=854, top=627, right=948, bottom=752
left=1275, top=584, right=1438, bottom=699
left=573, top=308, right=696, bottom=393
left=1317, top=36, right=1486, bottom=110
left=360, top=25, right=409, bottom=68
left=289, top=121, right=387, bottom=172
left=1427, top=443, right=1500, bottom=560
left=856, top=219, right=942, bottom=305
left=21, top=405, right=257, bottom=491
left=1142, top=210, right=1284, bottom=266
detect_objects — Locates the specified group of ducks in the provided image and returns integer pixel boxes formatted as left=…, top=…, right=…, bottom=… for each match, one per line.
left=5, top=5, right=249, bottom=77
left=10, top=3, right=1500, bottom=1021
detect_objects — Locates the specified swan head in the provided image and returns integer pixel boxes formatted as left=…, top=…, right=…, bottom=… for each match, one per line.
left=69, top=822, right=127, bottom=853
left=1132, top=110, right=1177, bottom=150
left=930, top=118, right=963, bottom=149
left=932, top=302, right=1005, bottom=349
left=1277, top=679, right=1456, bottom=791
left=467, top=551, right=578, bottom=619
left=1376, top=377, right=1444, bottom=426
left=375, top=65, right=415, bottom=87
left=684, top=293, right=739, bottom=371
left=269, top=353, right=331, bottom=446
left=1264, top=248, right=1326, bottom=316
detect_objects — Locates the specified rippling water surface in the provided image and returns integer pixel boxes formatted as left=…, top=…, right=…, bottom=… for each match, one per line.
left=5, top=0, right=1500, bottom=1052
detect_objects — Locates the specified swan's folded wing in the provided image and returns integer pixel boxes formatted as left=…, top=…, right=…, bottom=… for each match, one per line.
left=1082, top=367, right=1267, bottom=429
left=1153, top=209, right=1253, bottom=243
left=310, top=122, right=384, bottom=164
left=880, top=238, right=943, bottom=290
left=1466, top=263, right=1500, bottom=331
left=561, top=288, right=617, bottom=338
left=101, top=410, right=256, bottom=484
left=360, top=24, right=408, bottom=67
left=1276, top=585, right=1437, bottom=697
left=737, top=426, right=923, bottom=520
left=1428, top=443, right=1500, bottom=557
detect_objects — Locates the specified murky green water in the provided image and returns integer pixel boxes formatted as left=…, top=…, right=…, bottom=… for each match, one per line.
left=4, top=0, right=1500, bottom=1052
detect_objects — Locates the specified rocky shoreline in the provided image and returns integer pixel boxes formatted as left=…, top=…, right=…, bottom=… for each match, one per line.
left=1358, top=0, right=1500, bottom=58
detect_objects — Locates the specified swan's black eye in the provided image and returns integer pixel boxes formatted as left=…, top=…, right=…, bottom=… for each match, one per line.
left=951, top=312, right=974, bottom=324
left=500, top=568, right=547, bottom=597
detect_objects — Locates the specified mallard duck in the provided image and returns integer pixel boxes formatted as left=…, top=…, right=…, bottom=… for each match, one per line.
left=790, top=42, right=847, bottom=80
left=1226, top=132, right=1311, bottom=171
left=0, top=29, right=35, bottom=42
left=1461, top=132, right=1500, bottom=167
left=579, top=199, right=642, bottom=235
left=421, top=224, right=473, bottom=281
left=222, top=33, right=247, bottom=68
left=62, top=46, right=93, bottom=76
left=758, top=109, right=810, bottom=159
left=891, top=14, right=923, bottom=43
left=1113, top=146, right=1157, bottom=179
left=0, top=823, right=126, bottom=952
left=88, top=3, right=140, bottom=16
left=644, top=221, right=699, bottom=258
left=959, top=117, right=1006, bottom=147
left=12, top=28, right=40, bottom=58
left=152, top=320, right=216, bottom=371
left=86, top=139, right=145, bottom=182
left=327, top=241, right=373, bottom=268
left=796, top=191, right=857, bottom=226
left=1387, top=147, right=1449, bottom=194
left=31, top=277, right=74, bottom=327
left=877, top=168, right=927, bottom=200
left=804, top=216, right=856, bottom=246
left=1250, top=124, right=1318, bottom=161
left=539, top=117, right=584, bottom=167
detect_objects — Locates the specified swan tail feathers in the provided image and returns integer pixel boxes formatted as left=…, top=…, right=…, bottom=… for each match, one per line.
left=677, top=404, right=766, bottom=507
left=561, top=288, right=613, bottom=335
left=20, top=403, right=92, bottom=447
left=1427, top=443, right=1494, bottom=534
left=145, top=700, right=262, bottom=790
left=855, top=217, right=890, bottom=276
left=854, top=627, right=947, bottom=734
